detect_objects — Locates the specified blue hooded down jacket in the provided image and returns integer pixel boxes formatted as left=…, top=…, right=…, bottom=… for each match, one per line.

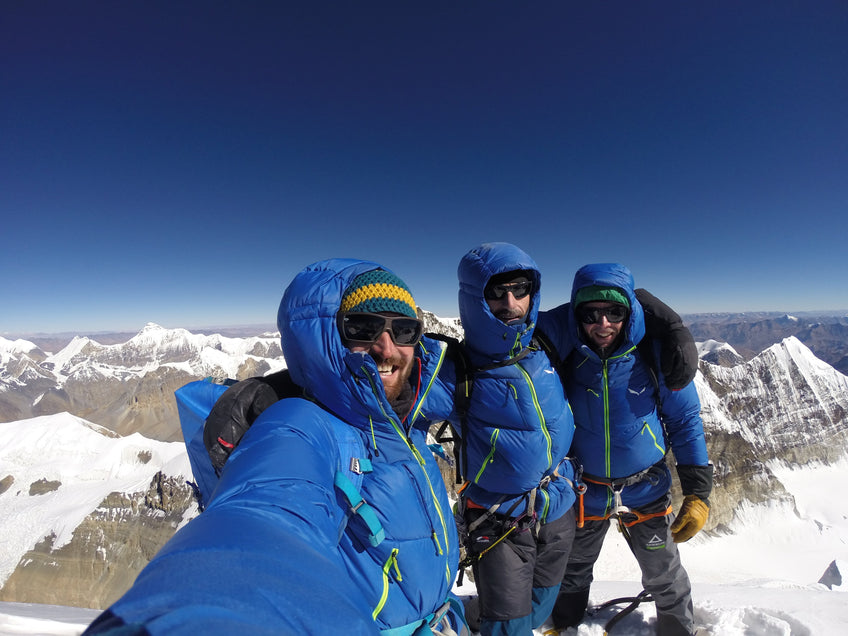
left=455, top=243, right=576, bottom=523
left=539, top=263, right=708, bottom=517
left=85, top=259, right=462, bottom=636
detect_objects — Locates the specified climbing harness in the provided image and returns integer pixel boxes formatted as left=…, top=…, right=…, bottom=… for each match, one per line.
left=578, top=462, right=672, bottom=541
left=455, top=493, right=532, bottom=584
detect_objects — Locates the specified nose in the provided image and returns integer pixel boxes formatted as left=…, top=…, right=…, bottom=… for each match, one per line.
left=504, top=291, right=521, bottom=308
left=368, top=329, right=397, bottom=359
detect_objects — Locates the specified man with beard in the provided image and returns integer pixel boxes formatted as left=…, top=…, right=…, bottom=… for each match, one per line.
left=454, top=243, right=577, bottom=636
left=84, top=260, right=467, bottom=636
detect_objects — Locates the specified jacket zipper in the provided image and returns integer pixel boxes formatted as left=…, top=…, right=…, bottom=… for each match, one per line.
left=601, top=346, right=637, bottom=514
left=372, top=548, right=401, bottom=621
left=516, top=362, right=552, bottom=469
left=361, top=343, right=453, bottom=583
left=474, top=428, right=500, bottom=483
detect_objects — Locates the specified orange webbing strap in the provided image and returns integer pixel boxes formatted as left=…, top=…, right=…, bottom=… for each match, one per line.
left=620, top=505, right=673, bottom=527
left=577, top=491, right=585, bottom=528
left=582, top=475, right=614, bottom=486
left=582, top=505, right=673, bottom=527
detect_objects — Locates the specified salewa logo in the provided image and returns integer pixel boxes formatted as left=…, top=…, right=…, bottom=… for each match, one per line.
left=646, top=534, right=665, bottom=550
left=628, top=386, right=647, bottom=396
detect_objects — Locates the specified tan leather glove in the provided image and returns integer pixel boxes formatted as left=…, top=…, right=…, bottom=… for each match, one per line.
left=670, top=494, right=710, bottom=543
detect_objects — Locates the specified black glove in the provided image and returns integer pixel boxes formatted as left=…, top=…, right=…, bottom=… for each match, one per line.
left=203, top=369, right=300, bottom=472
left=672, top=464, right=714, bottom=542
left=636, top=288, right=698, bottom=390
left=676, top=463, right=714, bottom=503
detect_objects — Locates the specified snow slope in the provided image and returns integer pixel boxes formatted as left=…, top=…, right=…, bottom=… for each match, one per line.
left=0, top=414, right=193, bottom=585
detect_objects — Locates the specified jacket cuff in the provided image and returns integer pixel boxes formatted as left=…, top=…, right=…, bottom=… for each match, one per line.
left=677, top=463, right=714, bottom=504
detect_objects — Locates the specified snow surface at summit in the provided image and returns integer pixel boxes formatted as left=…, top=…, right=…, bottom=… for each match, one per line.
left=0, top=413, right=846, bottom=635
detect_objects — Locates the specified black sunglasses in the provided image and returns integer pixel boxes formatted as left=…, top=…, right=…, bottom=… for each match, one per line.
left=578, top=305, right=629, bottom=325
left=484, top=280, right=532, bottom=301
left=338, top=312, right=423, bottom=347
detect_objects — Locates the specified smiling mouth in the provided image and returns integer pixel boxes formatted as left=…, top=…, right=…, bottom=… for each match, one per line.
left=377, top=364, right=397, bottom=376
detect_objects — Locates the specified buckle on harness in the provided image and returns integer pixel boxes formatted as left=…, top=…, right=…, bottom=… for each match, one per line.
left=612, top=485, right=630, bottom=517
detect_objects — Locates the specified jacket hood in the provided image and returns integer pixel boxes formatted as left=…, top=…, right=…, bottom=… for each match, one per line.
left=570, top=263, right=646, bottom=351
left=277, top=258, right=413, bottom=426
left=458, top=242, right=541, bottom=364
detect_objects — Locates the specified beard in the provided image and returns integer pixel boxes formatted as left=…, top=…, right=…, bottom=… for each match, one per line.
left=493, top=308, right=526, bottom=324
left=377, top=352, right=414, bottom=401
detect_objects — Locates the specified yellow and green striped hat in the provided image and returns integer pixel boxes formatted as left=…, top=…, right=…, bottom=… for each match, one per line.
left=340, top=269, right=417, bottom=318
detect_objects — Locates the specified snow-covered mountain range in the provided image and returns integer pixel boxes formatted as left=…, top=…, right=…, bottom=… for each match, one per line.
left=0, top=323, right=285, bottom=441
left=1, top=317, right=847, bottom=633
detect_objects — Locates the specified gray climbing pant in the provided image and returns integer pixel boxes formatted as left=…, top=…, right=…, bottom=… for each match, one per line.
left=555, top=493, right=694, bottom=635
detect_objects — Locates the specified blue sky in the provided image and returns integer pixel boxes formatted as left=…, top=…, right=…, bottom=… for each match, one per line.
left=3, top=1, right=847, bottom=336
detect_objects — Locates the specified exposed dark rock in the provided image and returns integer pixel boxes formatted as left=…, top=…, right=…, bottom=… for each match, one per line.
left=0, top=472, right=197, bottom=609
left=29, top=479, right=62, bottom=496
left=0, top=475, right=14, bottom=495
left=818, top=560, right=843, bottom=589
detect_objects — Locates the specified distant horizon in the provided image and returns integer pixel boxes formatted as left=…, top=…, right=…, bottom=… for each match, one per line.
left=3, top=306, right=848, bottom=342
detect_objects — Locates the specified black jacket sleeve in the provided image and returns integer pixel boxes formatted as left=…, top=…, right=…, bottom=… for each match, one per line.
left=676, top=463, right=714, bottom=503
left=636, top=288, right=698, bottom=390
left=203, top=369, right=301, bottom=472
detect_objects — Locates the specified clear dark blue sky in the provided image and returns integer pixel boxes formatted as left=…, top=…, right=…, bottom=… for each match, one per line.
left=3, top=1, right=847, bottom=335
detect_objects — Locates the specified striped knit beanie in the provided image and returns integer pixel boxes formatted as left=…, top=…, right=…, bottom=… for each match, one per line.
left=340, top=269, right=418, bottom=318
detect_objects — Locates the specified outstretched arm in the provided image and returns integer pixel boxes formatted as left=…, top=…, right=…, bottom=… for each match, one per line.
left=635, top=288, right=698, bottom=390
left=86, top=400, right=375, bottom=635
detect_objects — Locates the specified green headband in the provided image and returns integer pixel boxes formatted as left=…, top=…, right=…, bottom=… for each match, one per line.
left=574, top=285, right=630, bottom=308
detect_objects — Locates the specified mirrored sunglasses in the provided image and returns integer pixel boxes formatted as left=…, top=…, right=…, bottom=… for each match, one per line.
left=484, top=280, right=532, bottom=301
left=338, top=312, right=423, bottom=346
left=578, top=305, right=629, bottom=325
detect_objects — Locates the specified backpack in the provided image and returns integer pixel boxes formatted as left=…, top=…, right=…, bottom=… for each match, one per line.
left=175, top=379, right=385, bottom=547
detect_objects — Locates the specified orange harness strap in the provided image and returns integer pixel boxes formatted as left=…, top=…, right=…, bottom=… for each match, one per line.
left=582, top=504, right=672, bottom=527
left=579, top=474, right=672, bottom=527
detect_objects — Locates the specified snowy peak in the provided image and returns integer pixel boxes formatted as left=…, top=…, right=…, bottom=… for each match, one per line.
left=0, top=337, right=47, bottom=366
left=697, top=336, right=848, bottom=532
left=697, top=339, right=744, bottom=367
left=763, top=335, right=846, bottom=378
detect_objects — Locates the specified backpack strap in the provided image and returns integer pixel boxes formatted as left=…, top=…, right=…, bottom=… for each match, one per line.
left=635, top=338, right=663, bottom=412
left=330, top=419, right=386, bottom=548
left=532, top=326, right=568, bottom=388
left=425, top=333, right=472, bottom=485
